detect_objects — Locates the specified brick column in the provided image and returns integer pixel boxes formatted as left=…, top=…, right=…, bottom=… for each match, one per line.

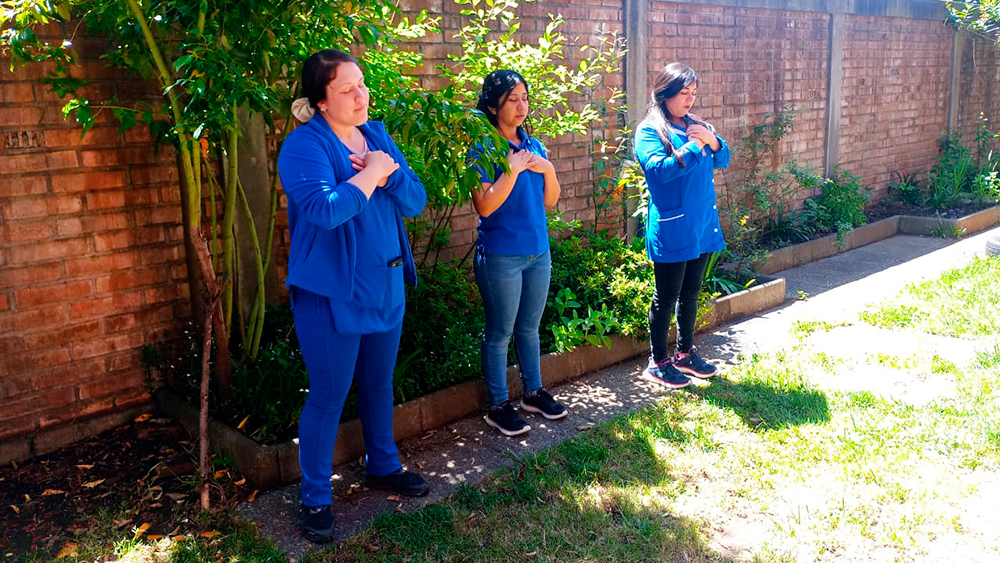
left=947, top=29, right=964, bottom=132
left=623, top=0, right=647, bottom=238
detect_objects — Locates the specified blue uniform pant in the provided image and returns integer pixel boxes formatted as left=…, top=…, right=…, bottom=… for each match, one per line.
left=474, top=249, right=551, bottom=406
left=292, top=289, right=403, bottom=508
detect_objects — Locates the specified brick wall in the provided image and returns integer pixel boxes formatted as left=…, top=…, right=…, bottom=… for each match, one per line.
left=4, top=2, right=1000, bottom=463
left=0, top=25, right=190, bottom=458
left=837, top=15, right=953, bottom=201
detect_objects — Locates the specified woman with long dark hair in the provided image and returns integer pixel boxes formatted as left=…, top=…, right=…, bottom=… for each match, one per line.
left=634, top=62, right=730, bottom=388
left=470, top=69, right=567, bottom=436
left=278, top=49, right=429, bottom=544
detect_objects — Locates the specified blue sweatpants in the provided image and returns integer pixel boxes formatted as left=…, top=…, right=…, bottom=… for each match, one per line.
left=292, top=289, right=403, bottom=508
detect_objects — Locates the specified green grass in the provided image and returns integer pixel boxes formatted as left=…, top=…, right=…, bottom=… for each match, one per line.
left=860, top=255, right=1000, bottom=337
left=303, top=343, right=1000, bottom=563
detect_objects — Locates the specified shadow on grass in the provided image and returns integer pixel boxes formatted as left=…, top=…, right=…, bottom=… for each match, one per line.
left=305, top=414, right=761, bottom=563
left=691, top=376, right=830, bottom=430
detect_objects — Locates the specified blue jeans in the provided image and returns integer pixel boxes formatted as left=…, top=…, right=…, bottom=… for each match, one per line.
left=292, top=288, right=403, bottom=508
left=474, top=248, right=551, bottom=406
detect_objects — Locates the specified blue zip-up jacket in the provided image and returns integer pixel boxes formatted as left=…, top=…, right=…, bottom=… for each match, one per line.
left=277, top=116, right=427, bottom=305
left=634, top=119, right=730, bottom=263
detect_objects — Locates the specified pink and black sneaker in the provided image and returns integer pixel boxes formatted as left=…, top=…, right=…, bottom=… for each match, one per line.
left=639, top=357, right=692, bottom=389
left=672, top=348, right=717, bottom=378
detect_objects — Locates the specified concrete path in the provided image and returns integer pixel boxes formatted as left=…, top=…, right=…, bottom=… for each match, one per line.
left=239, top=226, right=999, bottom=561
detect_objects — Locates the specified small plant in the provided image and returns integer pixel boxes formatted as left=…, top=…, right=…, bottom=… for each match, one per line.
left=929, top=223, right=967, bottom=239
left=928, top=133, right=974, bottom=210
left=801, top=167, right=869, bottom=244
left=889, top=170, right=926, bottom=206
left=702, top=251, right=755, bottom=296
left=545, top=288, right=620, bottom=352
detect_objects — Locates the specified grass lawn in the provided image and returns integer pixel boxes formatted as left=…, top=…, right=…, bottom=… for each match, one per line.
left=304, top=256, right=1000, bottom=563
left=32, top=256, right=1000, bottom=562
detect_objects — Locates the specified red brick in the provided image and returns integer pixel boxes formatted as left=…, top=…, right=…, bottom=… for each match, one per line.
left=95, top=268, right=167, bottom=293
left=93, top=226, right=165, bottom=252
left=23, top=321, right=101, bottom=349
left=0, top=262, right=64, bottom=287
left=11, top=237, right=90, bottom=264
left=0, top=175, right=48, bottom=198
left=51, top=170, right=128, bottom=193
left=0, top=106, right=43, bottom=127
left=106, top=350, right=142, bottom=372
left=16, top=280, right=93, bottom=308
left=135, top=304, right=176, bottom=326
left=6, top=195, right=83, bottom=219
left=136, top=206, right=183, bottom=225
left=41, top=396, right=114, bottom=426
left=3, top=347, right=72, bottom=373
left=130, top=165, right=179, bottom=186
left=0, top=413, right=37, bottom=440
left=144, top=283, right=188, bottom=305
left=139, top=244, right=183, bottom=265
left=102, top=313, right=138, bottom=333
left=0, top=220, right=53, bottom=242
left=30, top=361, right=105, bottom=392
left=0, top=82, right=34, bottom=101
left=85, top=188, right=158, bottom=210
left=0, top=151, right=79, bottom=174
left=76, top=370, right=147, bottom=401
left=114, top=390, right=151, bottom=411
left=69, top=290, right=144, bottom=319
left=0, top=305, right=66, bottom=332
left=44, top=127, right=122, bottom=149
left=71, top=330, right=145, bottom=360
left=65, top=251, right=140, bottom=276
left=0, top=294, right=7, bottom=312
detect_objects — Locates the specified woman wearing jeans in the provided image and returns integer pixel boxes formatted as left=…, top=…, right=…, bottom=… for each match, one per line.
left=634, top=63, right=730, bottom=388
left=471, top=69, right=567, bottom=436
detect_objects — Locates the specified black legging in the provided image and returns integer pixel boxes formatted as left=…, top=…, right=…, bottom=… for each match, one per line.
left=649, top=252, right=712, bottom=363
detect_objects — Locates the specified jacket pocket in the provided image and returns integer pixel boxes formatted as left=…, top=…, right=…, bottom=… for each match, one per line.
left=653, top=208, right=693, bottom=251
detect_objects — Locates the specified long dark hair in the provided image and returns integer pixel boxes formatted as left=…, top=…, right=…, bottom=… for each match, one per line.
left=476, top=69, right=533, bottom=136
left=641, top=63, right=714, bottom=168
left=302, top=49, right=359, bottom=109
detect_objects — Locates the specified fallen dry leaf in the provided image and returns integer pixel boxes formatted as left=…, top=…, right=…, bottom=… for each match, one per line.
left=168, top=526, right=180, bottom=536
left=41, top=489, right=66, bottom=497
left=54, top=541, right=78, bottom=558
left=166, top=493, right=187, bottom=501
left=171, top=535, right=187, bottom=542
left=23, top=494, right=30, bottom=503
left=75, top=464, right=94, bottom=470
left=576, top=423, right=595, bottom=431
left=134, top=522, right=150, bottom=537
left=365, top=543, right=381, bottom=552
left=237, top=415, right=249, bottom=430
left=9, top=505, right=19, bottom=514
left=112, top=518, right=131, bottom=528
left=199, top=530, right=220, bottom=538
left=386, top=494, right=403, bottom=502
left=524, top=551, right=538, bottom=558
left=247, top=490, right=259, bottom=503
left=420, top=430, right=437, bottom=440
left=134, top=413, right=151, bottom=423
left=146, top=534, right=165, bottom=541
left=213, top=470, right=229, bottom=479
left=82, top=479, right=105, bottom=488
left=233, top=477, right=246, bottom=486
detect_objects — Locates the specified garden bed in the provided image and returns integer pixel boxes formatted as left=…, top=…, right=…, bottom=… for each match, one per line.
left=156, top=275, right=786, bottom=490
left=755, top=204, right=1000, bottom=275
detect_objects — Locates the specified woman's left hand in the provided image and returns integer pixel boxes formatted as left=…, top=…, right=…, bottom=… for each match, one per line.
left=350, top=153, right=391, bottom=187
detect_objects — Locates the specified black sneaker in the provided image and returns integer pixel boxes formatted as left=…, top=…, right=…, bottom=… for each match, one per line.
left=521, top=388, right=568, bottom=420
left=300, top=504, right=335, bottom=544
left=672, top=348, right=717, bottom=378
left=639, top=357, right=692, bottom=389
left=365, top=468, right=430, bottom=497
left=485, top=400, right=531, bottom=436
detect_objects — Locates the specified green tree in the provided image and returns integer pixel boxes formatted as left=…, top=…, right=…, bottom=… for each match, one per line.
left=946, top=0, right=1000, bottom=40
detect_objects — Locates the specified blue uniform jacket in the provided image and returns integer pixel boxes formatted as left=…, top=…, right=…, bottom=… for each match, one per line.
left=277, top=115, right=427, bottom=302
left=634, top=120, right=730, bottom=263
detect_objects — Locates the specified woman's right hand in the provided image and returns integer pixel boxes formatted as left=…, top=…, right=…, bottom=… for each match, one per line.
left=508, top=149, right=536, bottom=175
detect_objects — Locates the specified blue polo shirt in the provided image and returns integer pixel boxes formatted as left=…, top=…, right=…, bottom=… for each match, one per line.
left=472, top=130, right=549, bottom=256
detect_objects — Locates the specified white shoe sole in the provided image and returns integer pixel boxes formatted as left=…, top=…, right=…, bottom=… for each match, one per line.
left=484, top=415, right=531, bottom=436
left=520, top=401, right=568, bottom=420
left=673, top=364, right=717, bottom=379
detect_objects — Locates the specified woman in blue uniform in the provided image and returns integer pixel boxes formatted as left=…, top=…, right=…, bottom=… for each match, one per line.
left=470, top=69, right=567, bottom=437
left=277, top=49, right=428, bottom=544
left=634, top=63, right=730, bottom=388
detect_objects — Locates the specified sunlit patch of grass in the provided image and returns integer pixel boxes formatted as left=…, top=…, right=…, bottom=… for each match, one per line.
left=860, top=256, right=1000, bottom=337
left=790, top=319, right=850, bottom=340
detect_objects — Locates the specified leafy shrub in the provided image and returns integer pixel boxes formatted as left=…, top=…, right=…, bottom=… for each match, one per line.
left=928, top=134, right=974, bottom=210
left=802, top=167, right=869, bottom=241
